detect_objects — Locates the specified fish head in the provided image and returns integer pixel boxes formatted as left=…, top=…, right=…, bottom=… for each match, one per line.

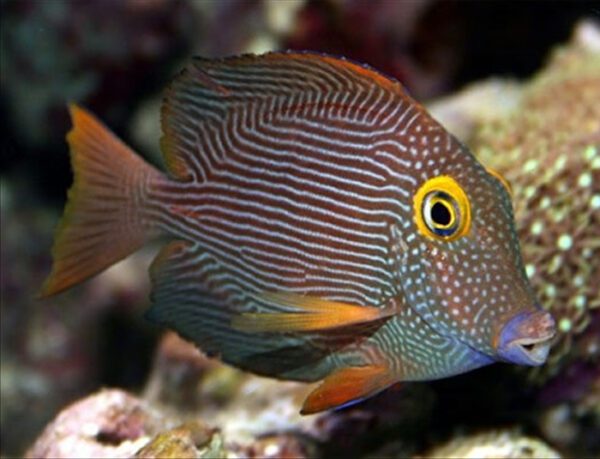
left=398, top=146, right=556, bottom=365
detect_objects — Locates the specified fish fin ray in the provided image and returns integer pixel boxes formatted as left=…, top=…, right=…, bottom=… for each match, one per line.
left=232, top=292, right=395, bottom=333
left=159, top=52, right=432, bottom=182
left=147, top=242, right=340, bottom=381
left=486, top=166, right=513, bottom=195
left=301, top=364, right=394, bottom=415
left=40, top=104, right=165, bottom=297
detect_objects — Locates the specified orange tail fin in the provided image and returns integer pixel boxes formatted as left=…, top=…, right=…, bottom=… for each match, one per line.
left=40, top=104, right=165, bottom=297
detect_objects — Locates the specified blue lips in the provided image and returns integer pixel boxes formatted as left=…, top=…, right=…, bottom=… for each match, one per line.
left=497, top=310, right=556, bottom=366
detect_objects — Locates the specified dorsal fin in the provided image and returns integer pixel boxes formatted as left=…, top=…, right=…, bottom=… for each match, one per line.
left=486, top=166, right=513, bottom=195
left=159, top=52, right=424, bottom=181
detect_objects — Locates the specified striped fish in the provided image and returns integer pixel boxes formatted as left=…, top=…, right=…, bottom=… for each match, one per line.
left=41, top=52, right=556, bottom=414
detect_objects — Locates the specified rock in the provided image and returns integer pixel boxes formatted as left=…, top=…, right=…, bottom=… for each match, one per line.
left=25, top=389, right=166, bottom=459
left=418, top=430, right=562, bottom=459
left=0, top=179, right=159, bottom=454
left=243, top=433, right=318, bottom=459
left=143, top=332, right=219, bottom=410
left=134, top=421, right=218, bottom=459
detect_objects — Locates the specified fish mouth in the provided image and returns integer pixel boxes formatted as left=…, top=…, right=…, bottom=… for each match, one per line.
left=497, top=310, right=556, bottom=366
left=503, top=334, right=554, bottom=365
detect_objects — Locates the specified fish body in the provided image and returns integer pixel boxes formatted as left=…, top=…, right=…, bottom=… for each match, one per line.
left=41, top=52, right=556, bottom=414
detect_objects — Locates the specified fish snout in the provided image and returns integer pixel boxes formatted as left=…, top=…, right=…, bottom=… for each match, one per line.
left=496, top=310, right=556, bottom=366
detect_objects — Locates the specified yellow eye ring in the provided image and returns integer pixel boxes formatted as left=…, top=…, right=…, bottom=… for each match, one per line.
left=413, top=176, right=471, bottom=241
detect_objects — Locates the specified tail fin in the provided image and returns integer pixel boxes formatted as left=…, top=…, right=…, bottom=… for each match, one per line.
left=40, top=104, right=165, bottom=297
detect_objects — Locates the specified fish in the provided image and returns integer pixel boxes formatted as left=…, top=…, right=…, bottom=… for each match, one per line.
left=40, top=52, right=556, bottom=414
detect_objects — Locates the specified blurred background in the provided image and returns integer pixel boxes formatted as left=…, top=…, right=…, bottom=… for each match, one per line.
left=1, top=1, right=599, bottom=458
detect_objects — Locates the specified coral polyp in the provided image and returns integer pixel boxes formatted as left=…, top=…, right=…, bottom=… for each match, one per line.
left=473, top=21, right=600, bottom=381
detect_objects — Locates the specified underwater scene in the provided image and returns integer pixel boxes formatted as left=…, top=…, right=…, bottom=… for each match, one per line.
left=1, top=1, right=599, bottom=458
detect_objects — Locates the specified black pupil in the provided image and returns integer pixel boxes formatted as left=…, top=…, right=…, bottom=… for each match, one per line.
left=431, top=201, right=451, bottom=226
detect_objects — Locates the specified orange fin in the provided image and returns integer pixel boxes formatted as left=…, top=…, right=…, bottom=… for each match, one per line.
left=486, top=167, right=513, bottom=195
left=231, top=292, right=395, bottom=333
left=40, top=104, right=165, bottom=297
left=301, top=364, right=394, bottom=415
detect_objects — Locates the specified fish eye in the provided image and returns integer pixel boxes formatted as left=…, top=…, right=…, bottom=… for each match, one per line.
left=414, top=176, right=471, bottom=241
left=423, top=192, right=459, bottom=236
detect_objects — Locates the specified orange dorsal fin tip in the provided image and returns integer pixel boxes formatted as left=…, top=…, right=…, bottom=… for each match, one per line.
left=318, top=55, right=399, bottom=92
left=160, top=51, right=421, bottom=183
left=300, top=365, right=392, bottom=415
left=486, top=167, right=513, bottom=195
left=232, top=292, right=395, bottom=333
left=67, top=102, right=83, bottom=122
left=248, top=52, right=402, bottom=95
left=67, top=103, right=102, bottom=140
left=68, top=102, right=87, bottom=121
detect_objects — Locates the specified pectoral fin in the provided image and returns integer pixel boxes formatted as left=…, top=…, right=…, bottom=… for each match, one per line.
left=301, top=364, right=394, bottom=415
left=232, top=292, right=395, bottom=333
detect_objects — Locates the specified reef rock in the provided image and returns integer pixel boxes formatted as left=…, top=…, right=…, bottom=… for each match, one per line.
left=25, top=389, right=166, bottom=459
left=134, top=421, right=224, bottom=459
left=418, top=430, right=562, bottom=459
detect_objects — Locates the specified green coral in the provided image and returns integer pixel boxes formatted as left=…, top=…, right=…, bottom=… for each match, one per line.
left=472, top=21, right=600, bottom=381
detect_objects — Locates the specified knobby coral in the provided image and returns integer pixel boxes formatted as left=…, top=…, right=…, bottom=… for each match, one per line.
left=472, top=20, right=600, bottom=382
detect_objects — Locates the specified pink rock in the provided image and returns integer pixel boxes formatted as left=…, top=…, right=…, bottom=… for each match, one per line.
left=26, top=389, right=164, bottom=459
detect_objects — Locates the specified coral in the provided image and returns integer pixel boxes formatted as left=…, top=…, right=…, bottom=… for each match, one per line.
left=471, top=20, right=600, bottom=383
left=284, top=0, right=450, bottom=98
left=428, top=24, right=600, bottom=455
left=187, top=0, right=304, bottom=57
left=134, top=421, right=222, bottom=459
left=23, top=355, right=432, bottom=458
left=0, top=0, right=195, bottom=156
left=132, top=331, right=315, bottom=449
left=428, top=79, right=523, bottom=144
left=418, top=430, right=562, bottom=459
left=132, top=331, right=433, bottom=457
left=537, top=314, right=600, bottom=454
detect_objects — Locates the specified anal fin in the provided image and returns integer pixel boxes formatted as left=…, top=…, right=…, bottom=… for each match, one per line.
left=146, top=242, right=341, bottom=382
left=301, top=364, right=394, bottom=415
